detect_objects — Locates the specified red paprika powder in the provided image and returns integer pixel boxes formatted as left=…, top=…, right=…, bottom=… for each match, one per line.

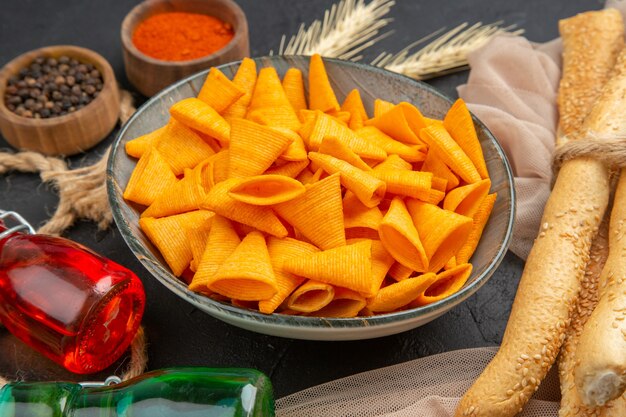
left=132, top=12, right=234, bottom=61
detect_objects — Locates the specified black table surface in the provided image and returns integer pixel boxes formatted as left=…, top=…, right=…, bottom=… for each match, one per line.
left=0, top=0, right=600, bottom=399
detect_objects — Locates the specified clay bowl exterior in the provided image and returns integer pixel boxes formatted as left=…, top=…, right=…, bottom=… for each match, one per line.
left=121, top=0, right=250, bottom=97
left=0, top=45, right=119, bottom=156
left=108, top=56, right=515, bottom=341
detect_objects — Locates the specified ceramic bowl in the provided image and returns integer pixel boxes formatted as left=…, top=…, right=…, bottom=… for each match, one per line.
left=107, top=56, right=515, bottom=341
left=121, top=0, right=249, bottom=97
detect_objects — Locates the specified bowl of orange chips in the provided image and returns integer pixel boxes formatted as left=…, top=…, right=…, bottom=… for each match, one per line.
left=107, top=55, right=514, bottom=340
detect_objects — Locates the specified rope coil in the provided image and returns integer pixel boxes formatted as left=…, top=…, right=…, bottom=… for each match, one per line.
left=552, top=134, right=626, bottom=175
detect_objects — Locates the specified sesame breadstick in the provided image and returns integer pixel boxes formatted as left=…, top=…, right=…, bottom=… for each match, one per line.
left=455, top=10, right=625, bottom=417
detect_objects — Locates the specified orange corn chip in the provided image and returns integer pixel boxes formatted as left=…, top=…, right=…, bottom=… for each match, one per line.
left=309, top=152, right=386, bottom=208
left=413, top=263, right=472, bottom=306
left=170, top=98, right=231, bottom=145
left=319, top=136, right=371, bottom=171
left=228, top=174, right=305, bottom=205
left=267, top=127, right=307, bottom=162
left=421, top=148, right=460, bottom=191
left=228, top=118, right=294, bottom=178
left=329, top=110, right=351, bottom=124
left=456, top=193, right=497, bottom=264
left=186, top=214, right=215, bottom=272
left=443, top=178, right=491, bottom=218
left=123, top=148, right=178, bottom=206
left=341, top=89, right=369, bottom=130
left=282, top=68, right=308, bottom=114
left=247, top=67, right=300, bottom=130
left=139, top=210, right=214, bottom=276
left=189, top=215, right=241, bottom=293
left=371, top=169, right=432, bottom=201
left=356, top=126, right=426, bottom=163
left=283, top=240, right=373, bottom=295
left=374, top=98, right=394, bottom=117
left=406, top=199, right=473, bottom=273
left=419, top=124, right=481, bottom=184
left=155, top=119, right=215, bottom=176
left=287, top=280, right=335, bottom=313
left=379, top=197, right=428, bottom=272
left=265, top=160, right=310, bottom=178
left=343, top=191, right=384, bottom=231
left=425, top=189, right=446, bottom=206
left=367, top=102, right=427, bottom=144
left=125, top=125, right=166, bottom=159
left=367, top=272, right=437, bottom=313
left=201, top=178, right=288, bottom=237
left=222, top=57, right=258, bottom=120
left=372, top=154, right=412, bottom=172
left=308, top=111, right=387, bottom=160
left=311, top=287, right=366, bottom=318
left=308, top=54, right=340, bottom=113
left=274, top=173, right=345, bottom=249
left=388, top=262, right=413, bottom=281
left=259, top=237, right=319, bottom=314
left=444, top=256, right=457, bottom=270
left=444, top=98, right=489, bottom=179
left=141, top=166, right=207, bottom=218
left=247, top=107, right=302, bottom=131
left=202, top=150, right=230, bottom=187
left=197, top=67, right=245, bottom=113
left=208, top=231, right=278, bottom=300
left=347, top=238, right=395, bottom=297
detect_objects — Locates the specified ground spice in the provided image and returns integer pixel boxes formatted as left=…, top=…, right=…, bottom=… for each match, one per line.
left=132, top=12, right=234, bottom=62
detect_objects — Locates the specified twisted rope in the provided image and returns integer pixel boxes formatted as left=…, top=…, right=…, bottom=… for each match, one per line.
left=0, top=90, right=145, bottom=388
left=552, top=134, right=626, bottom=175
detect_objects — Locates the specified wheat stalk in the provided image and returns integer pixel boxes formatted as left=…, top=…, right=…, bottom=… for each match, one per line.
left=372, top=22, right=524, bottom=80
left=275, top=0, right=395, bottom=61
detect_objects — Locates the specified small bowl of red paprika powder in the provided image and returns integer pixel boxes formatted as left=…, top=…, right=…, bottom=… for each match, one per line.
left=121, top=0, right=249, bottom=97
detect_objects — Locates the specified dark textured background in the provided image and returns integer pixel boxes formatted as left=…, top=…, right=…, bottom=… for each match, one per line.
left=0, top=0, right=600, bottom=399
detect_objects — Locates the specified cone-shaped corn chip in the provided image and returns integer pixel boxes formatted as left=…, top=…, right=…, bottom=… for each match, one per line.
left=126, top=125, right=166, bottom=159
left=367, top=272, right=437, bottom=312
left=189, top=215, right=241, bottom=293
left=443, top=178, right=491, bottom=218
left=283, top=240, right=373, bottom=295
left=444, top=256, right=457, bottom=270
left=413, top=263, right=472, bottom=306
left=309, top=152, right=386, bottom=208
left=328, top=110, right=351, bottom=124
left=389, top=262, right=413, bottom=281
left=265, top=160, right=310, bottom=178
left=311, top=287, right=366, bottom=318
left=154, top=119, right=215, bottom=176
left=343, top=191, right=384, bottom=231
left=298, top=110, right=317, bottom=143
left=456, top=193, right=496, bottom=264
left=341, top=89, right=369, bottom=130
left=197, top=67, right=245, bottom=113
left=419, top=124, right=480, bottom=184
left=367, top=102, right=427, bottom=144
left=372, top=154, right=412, bottom=172
left=142, top=167, right=208, bottom=218
left=296, top=167, right=315, bottom=184
left=228, top=174, right=305, bottom=205
left=202, top=150, right=230, bottom=187
left=201, top=178, right=288, bottom=237
left=170, top=98, right=231, bottom=145
left=371, top=169, right=432, bottom=201
left=347, top=238, right=395, bottom=297
left=207, top=231, right=278, bottom=300
left=421, top=148, right=460, bottom=191
left=431, top=177, right=448, bottom=192
left=425, top=189, right=446, bottom=206
left=186, top=213, right=215, bottom=272
left=444, top=99, right=488, bottom=179
left=282, top=68, right=308, bottom=114
left=308, top=111, right=387, bottom=160
left=274, top=173, right=345, bottom=249
left=124, top=148, right=177, bottom=206
left=247, top=107, right=302, bottom=131
left=319, top=136, right=371, bottom=171
left=374, top=98, right=394, bottom=117
left=193, top=130, right=223, bottom=153
left=259, top=237, right=320, bottom=314
left=140, top=210, right=214, bottom=276
left=273, top=127, right=307, bottom=162
left=228, top=118, right=294, bottom=178
left=308, top=54, right=340, bottom=113
left=356, top=126, right=426, bottom=163
left=287, top=280, right=335, bottom=313
left=379, top=197, right=428, bottom=272
left=223, top=58, right=257, bottom=120
left=247, top=67, right=300, bottom=130
left=406, top=199, right=473, bottom=273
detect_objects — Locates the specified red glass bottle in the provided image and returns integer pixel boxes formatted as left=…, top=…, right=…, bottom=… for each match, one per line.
left=0, top=211, right=145, bottom=374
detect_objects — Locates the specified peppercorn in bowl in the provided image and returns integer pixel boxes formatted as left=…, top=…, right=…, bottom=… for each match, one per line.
left=107, top=56, right=515, bottom=341
left=0, top=45, right=120, bottom=156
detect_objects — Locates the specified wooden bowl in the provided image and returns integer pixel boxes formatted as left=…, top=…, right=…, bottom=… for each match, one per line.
left=0, top=45, right=120, bottom=156
left=121, top=0, right=250, bottom=97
